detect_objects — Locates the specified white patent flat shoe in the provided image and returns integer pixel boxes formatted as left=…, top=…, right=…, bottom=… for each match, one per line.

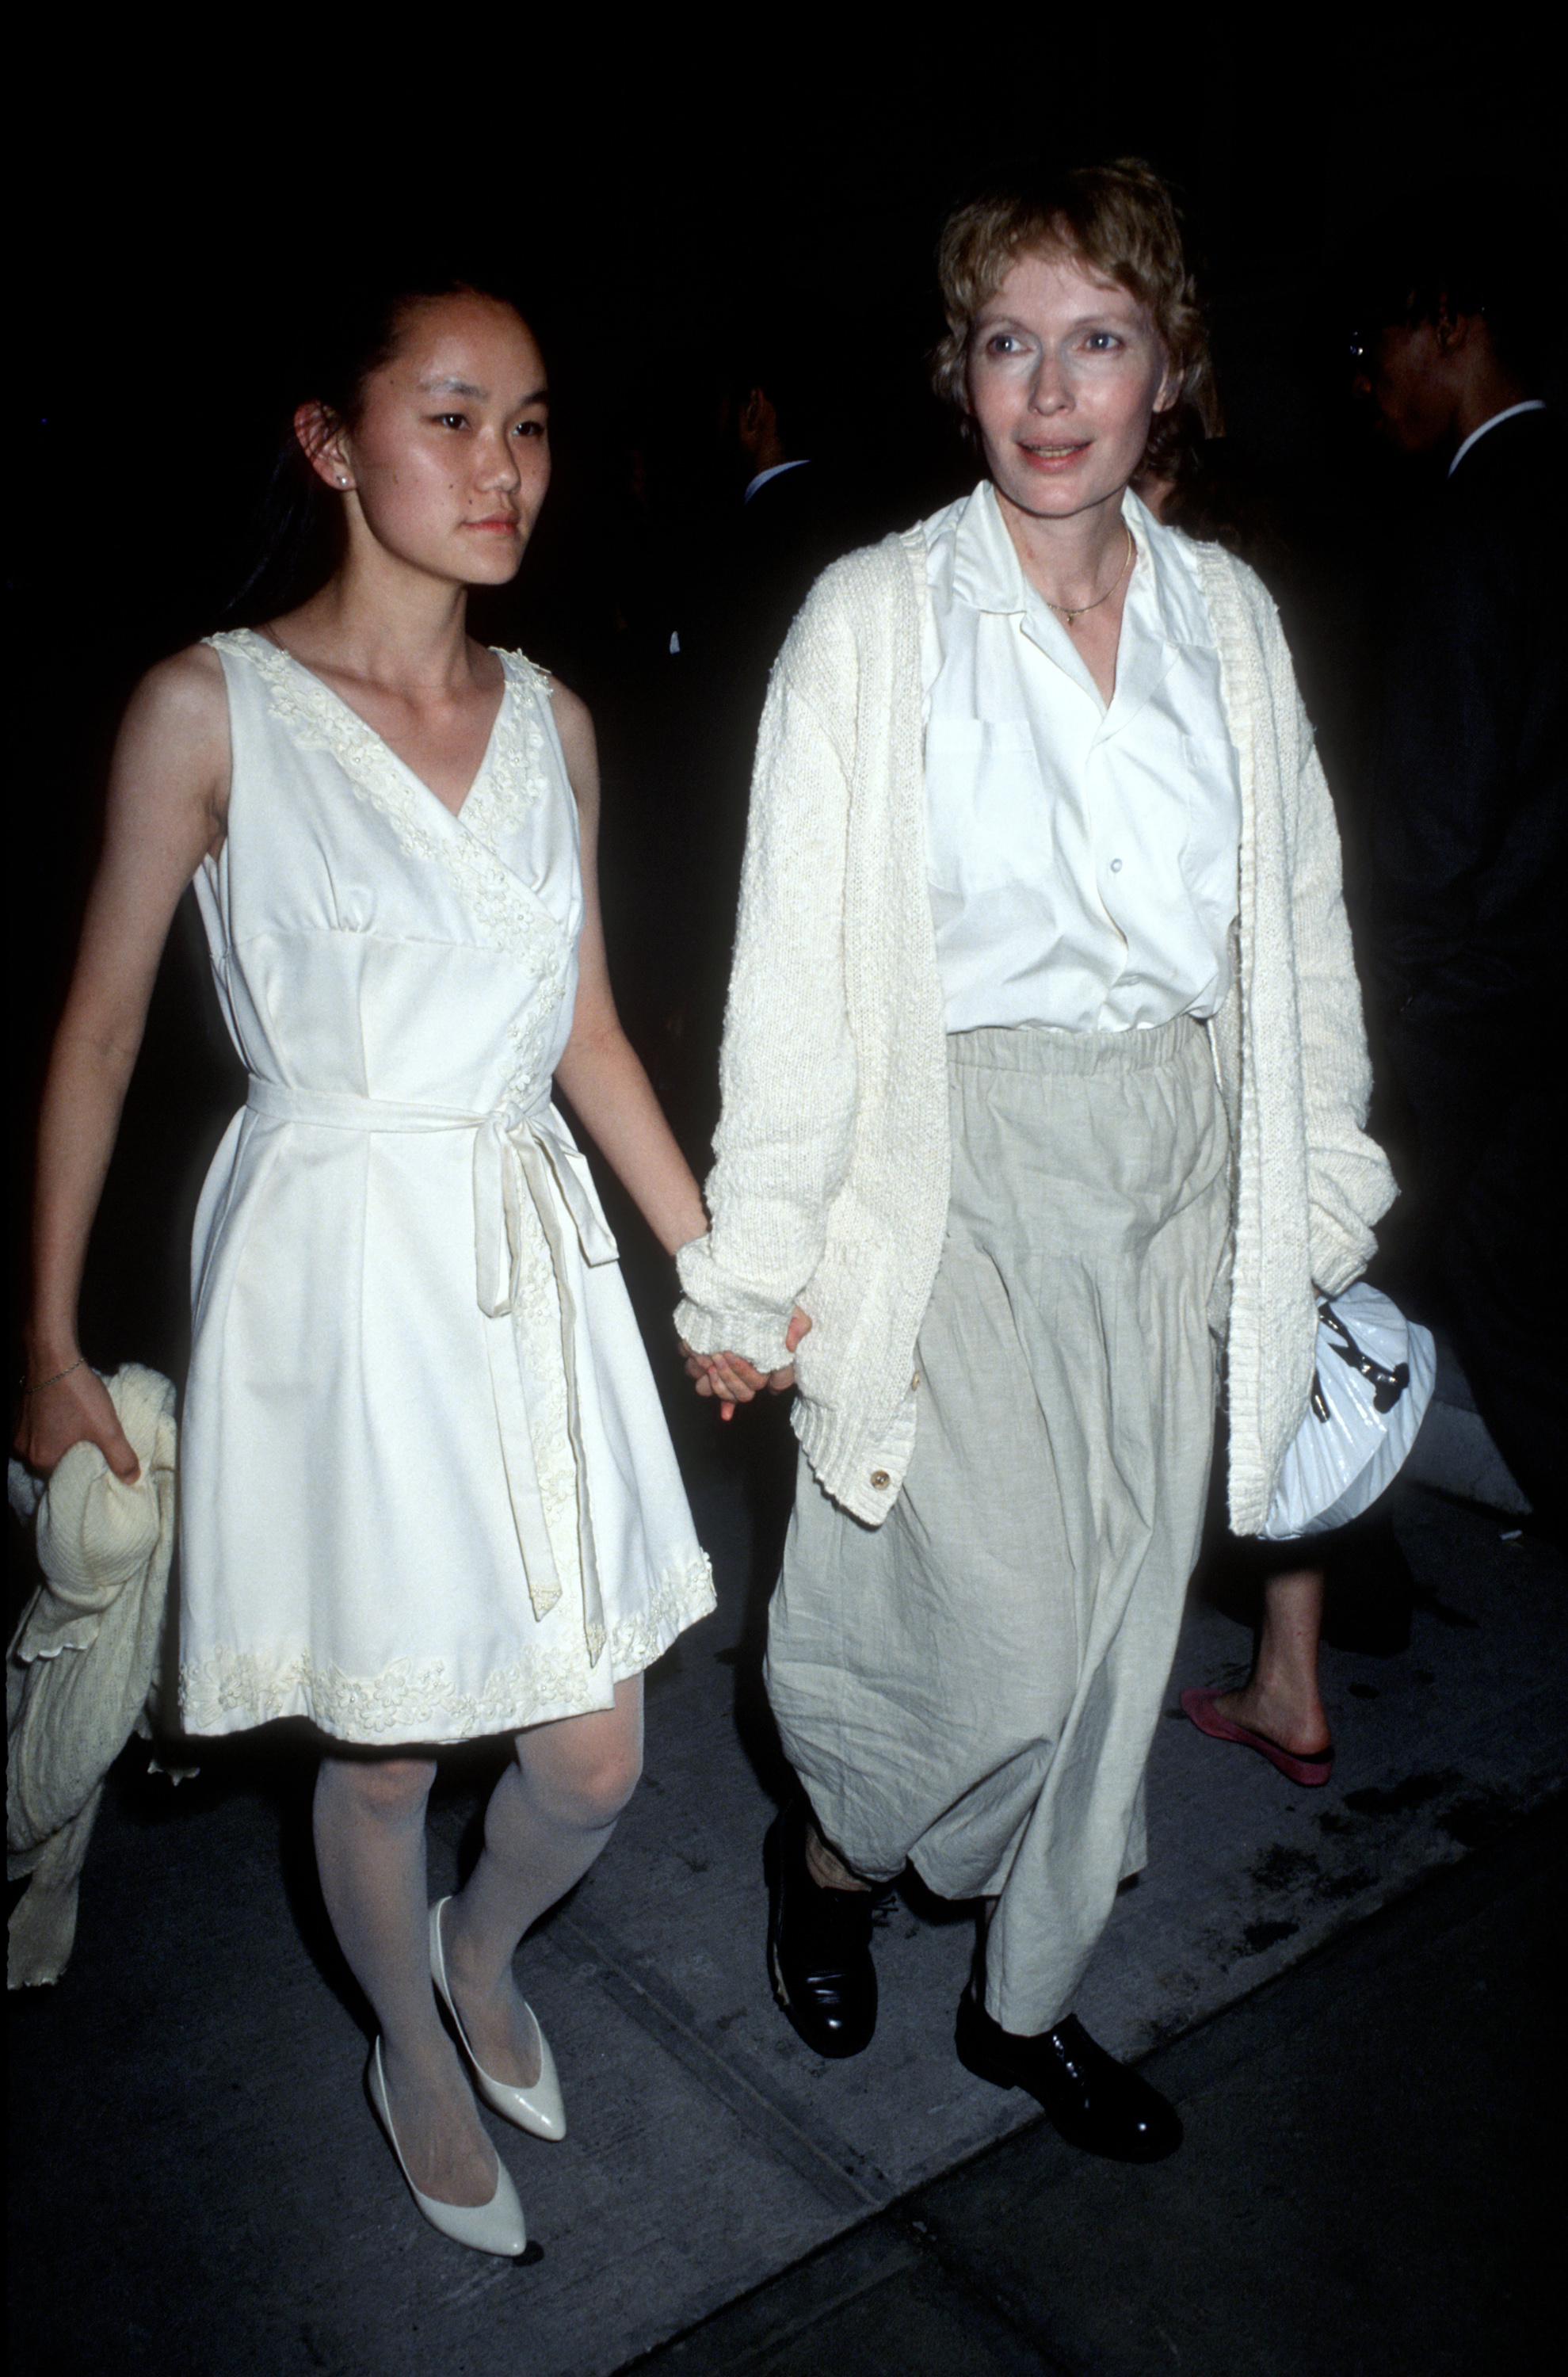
left=429, top=1898, right=567, bottom=2142
left=367, top=2039, right=527, bottom=2258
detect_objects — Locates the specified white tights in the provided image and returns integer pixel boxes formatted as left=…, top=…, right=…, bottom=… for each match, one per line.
left=312, top=1676, right=643, bottom=2200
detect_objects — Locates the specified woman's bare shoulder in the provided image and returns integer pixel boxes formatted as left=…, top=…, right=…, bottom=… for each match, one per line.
left=109, top=642, right=232, bottom=826
left=544, top=670, right=593, bottom=739
left=121, top=640, right=230, bottom=746
left=544, top=673, right=597, bottom=784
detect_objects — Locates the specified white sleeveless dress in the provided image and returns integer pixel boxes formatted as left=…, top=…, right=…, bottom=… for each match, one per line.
left=176, top=631, right=714, bottom=1744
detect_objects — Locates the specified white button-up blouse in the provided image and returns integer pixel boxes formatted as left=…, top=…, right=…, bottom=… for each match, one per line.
left=921, top=480, right=1242, bottom=1034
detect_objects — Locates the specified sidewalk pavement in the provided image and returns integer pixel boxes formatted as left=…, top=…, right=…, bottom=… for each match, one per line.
left=7, top=1398, right=1564, bottom=2377
left=628, top=1788, right=1562, bottom=2375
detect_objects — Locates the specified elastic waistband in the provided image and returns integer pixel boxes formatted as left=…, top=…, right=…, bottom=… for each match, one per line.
left=946, top=1014, right=1204, bottom=1078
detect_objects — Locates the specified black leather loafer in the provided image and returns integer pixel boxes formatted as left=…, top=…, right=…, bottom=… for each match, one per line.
left=764, top=1798, right=879, bottom=2058
left=955, top=1987, right=1182, bottom=2161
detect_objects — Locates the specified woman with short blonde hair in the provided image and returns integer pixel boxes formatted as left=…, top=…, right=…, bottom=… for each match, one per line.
left=931, top=162, right=1221, bottom=451
left=679, top=159, right=1393, bottom=2160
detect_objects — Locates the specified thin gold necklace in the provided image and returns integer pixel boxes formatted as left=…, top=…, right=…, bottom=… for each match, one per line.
left=1041, top=525, right=1135, bottom=627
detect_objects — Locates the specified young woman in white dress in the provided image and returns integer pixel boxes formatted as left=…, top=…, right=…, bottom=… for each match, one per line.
left=16, top=280, right=717, bottom=2255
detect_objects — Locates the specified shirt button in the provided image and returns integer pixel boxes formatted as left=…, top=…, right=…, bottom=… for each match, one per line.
left=1109, top=857, right=1124, bottom=872
left=870, top=1469, right=891, bottom=1490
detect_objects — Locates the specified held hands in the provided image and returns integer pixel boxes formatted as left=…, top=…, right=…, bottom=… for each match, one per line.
left=13, top=1361, right=141, bottom=1483
left=681, top=1308, right=812, bottom=1421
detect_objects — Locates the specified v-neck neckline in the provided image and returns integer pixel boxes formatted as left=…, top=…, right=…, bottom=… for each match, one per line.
left=256, top=633, right=509, bottom=823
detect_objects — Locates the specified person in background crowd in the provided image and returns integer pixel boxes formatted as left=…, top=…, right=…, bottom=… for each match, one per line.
left=1131, top=418, right=1330, bottom=1788
left=722, top=346, right=844, bottom=664
left=677, top=161, right=1394, bottom=2160
left=1139, top=422, right=1356, bottom=1788
left=683, top=341, right=876, bottom=1154
left=1352, top=196, right=1564, bottom=1542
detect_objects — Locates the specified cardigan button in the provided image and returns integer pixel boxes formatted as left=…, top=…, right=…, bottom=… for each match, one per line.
left=869, top=1469, right=891, bottom=1491
left=910, top=1371, right=921, bottom=1389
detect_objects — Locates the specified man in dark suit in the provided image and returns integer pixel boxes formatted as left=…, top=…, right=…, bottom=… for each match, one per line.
left=680, top=353, right=871, bottom=1129
left=719, top=356, right=861, bottom=688
left=1353, top=209, right=1564, bottom=1535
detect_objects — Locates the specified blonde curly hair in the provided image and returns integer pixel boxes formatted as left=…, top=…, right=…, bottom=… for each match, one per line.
left=933, top=160, right=1220, bottom=477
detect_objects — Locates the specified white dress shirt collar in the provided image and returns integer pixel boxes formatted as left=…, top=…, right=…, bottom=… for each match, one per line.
left=920, top=478, right=1242, bottom=1035
left=1448, top=399, right=1546, bottom=477
left=937, top=480, right=1203, bottom=725
left=742, top=458, right=812, bottom=505
left=944, top=481, right=1201, bottom=639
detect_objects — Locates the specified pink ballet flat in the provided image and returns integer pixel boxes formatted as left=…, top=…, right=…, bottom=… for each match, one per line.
left=1181, top=1685, right=1335, bottom=1788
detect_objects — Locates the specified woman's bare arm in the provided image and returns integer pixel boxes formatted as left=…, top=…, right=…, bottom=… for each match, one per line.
left=549, top=682, right=709, bottom=1251
left=16, top=647, right=230, bottom=1477
left=547, top=682, right=785, bottom=1412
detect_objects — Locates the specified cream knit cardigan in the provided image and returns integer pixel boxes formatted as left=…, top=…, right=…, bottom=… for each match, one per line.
left=8, top=1365, right=181, bottom=1986
left=676, top=525, right=1397, bottom=1534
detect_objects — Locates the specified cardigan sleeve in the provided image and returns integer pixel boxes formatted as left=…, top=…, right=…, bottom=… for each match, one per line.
left=674, top=598, right=861, bottom=1372
left=1284, top=683, right=1398, bottom=1292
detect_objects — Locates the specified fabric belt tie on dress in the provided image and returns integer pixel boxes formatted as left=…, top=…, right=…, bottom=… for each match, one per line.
left=244, top=1078, right=618, bottom=1662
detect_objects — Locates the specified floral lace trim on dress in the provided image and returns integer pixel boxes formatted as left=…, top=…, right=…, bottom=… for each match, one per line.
left=177, top=1553, right=715, bottom=1742
left=460, top=651, right=553, bottom=852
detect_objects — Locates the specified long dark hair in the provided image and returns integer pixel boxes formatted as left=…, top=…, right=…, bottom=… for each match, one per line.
left=223, top=267, right=533, bottom=625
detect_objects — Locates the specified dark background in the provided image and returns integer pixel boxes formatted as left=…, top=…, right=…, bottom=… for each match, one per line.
left=10, top=40, right=1562, bottom=1387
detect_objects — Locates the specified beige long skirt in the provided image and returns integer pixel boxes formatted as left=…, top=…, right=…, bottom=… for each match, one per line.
left=765, top=1015, right=1231, bottom=2033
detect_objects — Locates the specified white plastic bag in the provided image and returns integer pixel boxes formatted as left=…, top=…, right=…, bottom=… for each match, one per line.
left=1260, top=1282, right=1436, bottom=1541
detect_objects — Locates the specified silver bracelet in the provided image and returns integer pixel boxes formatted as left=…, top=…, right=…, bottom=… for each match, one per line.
left=21, top=1356, right=87, bottom=1397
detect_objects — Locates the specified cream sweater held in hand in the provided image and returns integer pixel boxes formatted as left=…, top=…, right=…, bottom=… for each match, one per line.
left=676, top=525, right=1395, bottom=1535
left=7, top=1364, right=182, bottom=1986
